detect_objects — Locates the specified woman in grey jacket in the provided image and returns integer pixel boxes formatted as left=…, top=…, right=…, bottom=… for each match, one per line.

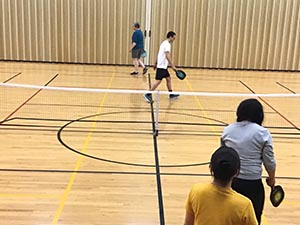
left=221, top=98, right=276, bottom=225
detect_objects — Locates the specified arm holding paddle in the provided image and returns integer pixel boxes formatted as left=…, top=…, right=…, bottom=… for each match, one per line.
left=262, top=133, right=277, bottom=187
left=262, top=136, right=284, bottom=207
left=165, top=51, right=187, bottom=80
left=165, top=51, right=177, bottom=71
left=266, top=169, right=276, bottom=187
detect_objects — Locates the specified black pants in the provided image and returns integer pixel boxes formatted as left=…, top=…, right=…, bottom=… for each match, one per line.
left=232, top=178, right=265, bottom=224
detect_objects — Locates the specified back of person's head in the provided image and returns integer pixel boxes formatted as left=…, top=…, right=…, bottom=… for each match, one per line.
left=133, top=22, right=140, bottom=28
left=210, top=146, right=240, bottom=183
left=167, top=31, right=176, bottom=38
left=236, top=98, right=264, bottom=125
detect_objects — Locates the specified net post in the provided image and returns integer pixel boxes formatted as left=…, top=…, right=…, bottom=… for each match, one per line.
left=154, top=91, right=160, bottom=136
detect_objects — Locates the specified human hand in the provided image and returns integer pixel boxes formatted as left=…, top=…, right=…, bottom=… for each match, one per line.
left=266, top=177, right=275, bottom=188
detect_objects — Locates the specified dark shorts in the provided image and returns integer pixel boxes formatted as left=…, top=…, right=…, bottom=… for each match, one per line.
left=132, top=48, right=143, bottom=58
left=155, top=68, right=170, bottom=80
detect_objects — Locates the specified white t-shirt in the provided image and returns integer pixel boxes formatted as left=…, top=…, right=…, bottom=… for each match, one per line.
left=157, top=40, right=171, bottom=69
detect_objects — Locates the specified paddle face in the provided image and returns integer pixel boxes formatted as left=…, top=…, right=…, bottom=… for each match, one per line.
left=175, top=70, right=186, bottom=80
left=141, top=50, right=147, bottom=58
left=270, top=185, right=284, bottom=207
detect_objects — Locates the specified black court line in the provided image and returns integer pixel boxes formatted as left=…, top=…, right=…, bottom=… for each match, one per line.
left=2, top=116, right=300, bottom=142
left=1, top=126, right=299, bottom=140
left=2, top=120, right=298, bottom=134
left=3, top=116, right=295, bottom=129
left=2, top=117, right=300, bottom=140
left=0, top=168, right=299, bottom=180
left=26, top=102, right=237, bottom=112
left=51, top=83, right=211, bottom=169
left=240, top=80, right=300, bottom=131
left=6, top=116, right=228, bottom=126
left=24, top=102, right=280, bottom=115
left=0, top=74, right=59, bottom=124
left=4, top=117, right=72, bottom=123
left=4, top=116, right=299, bottom=131
left=276, top=82, right=297, bottom=94
left=34, top=108, right=229, bottom=126
left=25, top=102, right=239, bottom=113
left=146, top=74, right=165, bottom=225
left=2, top=72, right=22, bottom=83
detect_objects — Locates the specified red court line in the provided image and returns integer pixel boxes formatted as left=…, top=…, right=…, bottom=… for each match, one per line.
left=0, top=74, right=59, bottom=124
left=276, top=82, right=297, bottom=94
left=240, top=80, right=300, bottom=131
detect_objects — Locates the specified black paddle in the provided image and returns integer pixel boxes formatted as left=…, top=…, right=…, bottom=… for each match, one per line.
left=266, top=178, right=285, bottom=207
left=173, top=69, right=186, bottom=80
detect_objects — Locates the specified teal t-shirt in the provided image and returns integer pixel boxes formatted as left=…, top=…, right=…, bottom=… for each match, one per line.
left=132, top=29, right=144, bottom=50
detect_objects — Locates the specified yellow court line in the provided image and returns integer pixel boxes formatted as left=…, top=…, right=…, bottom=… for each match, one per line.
left=184, top=78, right=219, bottom=136
left=52, top=75, right=115, bottom=225
left=281, top=201, right=300, bottom=205
left=0, top=193, right=61, bottom=199
left=184, top=77, right=271, bottom=225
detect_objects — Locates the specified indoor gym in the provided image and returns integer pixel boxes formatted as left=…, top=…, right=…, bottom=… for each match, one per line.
left=0, top=1, right=300, bottom=225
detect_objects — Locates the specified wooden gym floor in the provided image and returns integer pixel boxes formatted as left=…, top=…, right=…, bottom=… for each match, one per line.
left=0, top=61, right=299, bottom=225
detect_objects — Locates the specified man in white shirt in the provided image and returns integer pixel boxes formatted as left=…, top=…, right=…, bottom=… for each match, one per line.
left=144, top=31, right=179, bottom=103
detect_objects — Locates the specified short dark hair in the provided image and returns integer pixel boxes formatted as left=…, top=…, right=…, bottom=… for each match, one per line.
left=167, top=31, right=176, bottom=38
left=133, top=22, right=140, bottom=28
left=210, top=146, right=240, bottom=183
left=236, top=98, right=264, bottom=125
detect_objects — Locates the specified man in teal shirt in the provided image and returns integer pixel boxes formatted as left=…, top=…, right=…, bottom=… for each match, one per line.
left=129, top=22, right=147, bottom=75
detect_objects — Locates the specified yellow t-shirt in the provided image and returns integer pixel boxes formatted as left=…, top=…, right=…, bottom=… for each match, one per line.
left=186, top=183, right=258, bottom=225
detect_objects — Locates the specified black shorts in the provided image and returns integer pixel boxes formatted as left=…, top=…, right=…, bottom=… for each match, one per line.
left=155, top=68, right=170, bottom=80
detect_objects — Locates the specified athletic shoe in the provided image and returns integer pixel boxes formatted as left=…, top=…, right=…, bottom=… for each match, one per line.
left=130, top=72, right=139, bottom=75
left=144, top=93, right=153, bottom=103
left=143, top=67, right=148, bottom=75
left=169, top=94, right=180, bottom=100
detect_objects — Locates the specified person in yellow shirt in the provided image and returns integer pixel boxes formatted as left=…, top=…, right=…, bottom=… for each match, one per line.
left=184, top=146, right=258, bottom=225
